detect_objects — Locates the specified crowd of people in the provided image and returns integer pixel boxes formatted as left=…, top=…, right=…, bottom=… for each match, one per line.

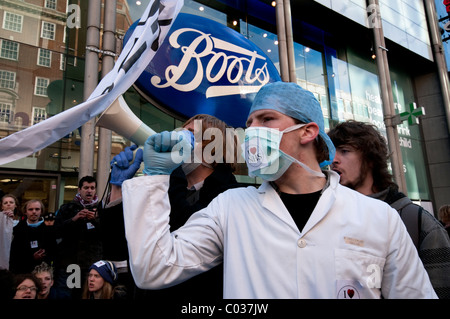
left=0, top=114, right=241, bottom=300
left=0, top=176, right=129, bottom=299
left=1, top=81, right=450, bottom=299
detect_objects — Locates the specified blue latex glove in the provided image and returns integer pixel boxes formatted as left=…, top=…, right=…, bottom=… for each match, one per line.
left=143, top=130, right=194, bottom=175
left=110, top=144, right=143, bottom=186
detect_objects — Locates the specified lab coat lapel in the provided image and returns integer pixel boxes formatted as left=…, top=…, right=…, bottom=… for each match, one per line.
left=301, top=171, right=339, bottom=236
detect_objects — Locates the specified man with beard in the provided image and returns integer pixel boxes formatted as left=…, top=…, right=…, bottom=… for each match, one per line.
left=9, top=200, right=57, bottom=274
left=328, top=120, right=450, bottom=299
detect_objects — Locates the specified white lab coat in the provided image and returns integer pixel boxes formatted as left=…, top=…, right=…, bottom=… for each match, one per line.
left=122, top=171, right=437, bottom=299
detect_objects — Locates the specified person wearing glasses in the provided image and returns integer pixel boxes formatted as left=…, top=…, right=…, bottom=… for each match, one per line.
left=13, top=273, right=40, bottom=299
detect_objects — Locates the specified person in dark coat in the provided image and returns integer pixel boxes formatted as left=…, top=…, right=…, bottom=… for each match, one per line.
left=54, top=175, right=102, bottom=298
left=9, top=199, right=56, bottom=274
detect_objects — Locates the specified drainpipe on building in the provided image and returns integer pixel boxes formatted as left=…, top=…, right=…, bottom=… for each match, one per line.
left=424, top=0, right=450, bottom=134
left=97, top=0, right=117, bottom=197
left=275, top=0, right=289, bottom=82
left=368, top=0, right=408, bottom=193
left=283, top=0, right=296, bottom=83
left=79, top=0, right=101, bottom=179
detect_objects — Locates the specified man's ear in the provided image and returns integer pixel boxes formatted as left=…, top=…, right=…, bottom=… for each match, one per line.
left=299, top=122, right=320, bottom=145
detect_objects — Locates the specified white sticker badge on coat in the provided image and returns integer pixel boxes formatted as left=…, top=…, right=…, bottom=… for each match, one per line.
left=30, top=240, right=38, bottom=249
left=336, top=280, right=373, bottom=299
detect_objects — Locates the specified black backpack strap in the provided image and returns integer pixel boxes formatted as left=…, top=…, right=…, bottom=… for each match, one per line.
left=398, top=202, right=422, bottom=250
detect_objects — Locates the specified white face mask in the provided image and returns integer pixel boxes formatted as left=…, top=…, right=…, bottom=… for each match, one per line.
left=242, top=124, right=325, bottom=181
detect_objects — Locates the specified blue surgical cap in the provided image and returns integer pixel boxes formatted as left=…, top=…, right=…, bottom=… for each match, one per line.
left=249, top=81, right=335, bottom=167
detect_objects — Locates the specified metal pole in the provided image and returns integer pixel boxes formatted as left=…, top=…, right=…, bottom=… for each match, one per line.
left=97, top=0, right=117, bottom=197
left=283, top=0, right=296, bottom=82
left=424, top=0, right=450, bottom=134
left=369, top=0, right=407, bottom=193
left=79, top=0, right=101, bottom=179
left=275, top=0, right=289, bottom=81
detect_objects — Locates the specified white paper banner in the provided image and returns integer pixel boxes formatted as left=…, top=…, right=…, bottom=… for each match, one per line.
left=0, top=0, right=183, bottom=165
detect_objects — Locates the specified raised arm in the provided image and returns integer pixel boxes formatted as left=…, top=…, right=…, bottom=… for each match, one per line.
left=122, top=131, right=223, bottom=289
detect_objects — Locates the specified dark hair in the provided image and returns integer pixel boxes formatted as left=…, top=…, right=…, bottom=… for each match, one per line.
left=328, top=120, right=397, bottom=192
left=78, top=176, right=97, bottom=189
left=183, top=114, right=239, bottom=171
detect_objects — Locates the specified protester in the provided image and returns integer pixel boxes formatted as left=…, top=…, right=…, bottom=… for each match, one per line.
left=118, top=81, right=436, bottom=298
left=32, top=261, right=70, bottom=299
left=0, top=194, right=20, bottom=269
left=9, top=199, right=57, bottom=274
left=81, top=260, right=126, bottom=299
left=12, top=273, right=40, bottom=299
left=439, top=204, right=450, bottom=238
left=54, top=175, right=102, bottom=298
left=102, top=113, right=241, bottom=299
left=328, top=120, right=450, bottom=299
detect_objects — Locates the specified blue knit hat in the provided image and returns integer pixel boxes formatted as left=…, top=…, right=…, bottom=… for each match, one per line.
left=89, top=260, right=118, bottom=285
left=249, top=81, right=335, bottom=167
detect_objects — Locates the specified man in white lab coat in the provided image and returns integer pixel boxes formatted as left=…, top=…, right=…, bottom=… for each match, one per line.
left=120, top=81, right=437, bottom=299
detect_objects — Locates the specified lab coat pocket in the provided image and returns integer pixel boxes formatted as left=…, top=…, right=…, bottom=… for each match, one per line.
left=334, top=248, right=386, bottom=299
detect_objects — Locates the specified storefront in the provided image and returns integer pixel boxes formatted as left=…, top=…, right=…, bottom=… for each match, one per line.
left=0, top=0, right=443, bottom=214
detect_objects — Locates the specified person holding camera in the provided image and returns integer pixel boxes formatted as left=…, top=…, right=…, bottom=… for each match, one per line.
left=54, top=175, right=102, bottom=299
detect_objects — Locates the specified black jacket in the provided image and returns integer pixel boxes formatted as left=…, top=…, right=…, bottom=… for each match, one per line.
left=168, top=165, right=241, bottom=230
left=9, top=220, right=57, bottom=274
left=54, top=200, right=102, bottom=269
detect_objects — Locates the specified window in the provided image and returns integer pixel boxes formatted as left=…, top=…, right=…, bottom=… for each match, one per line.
left=0, top=40, right=19, bottom=60
left=0, top=70, right=16, bottom=89
left=45, top=0, right=57, bottom=10
left=0, top=172, right=60, bottom=213
left=34, top=77, right=49, bottom=96
left=60, top=53, right=65, bottom=70
left=32, top=107, right=47, bottom=124
left=41, top=21, right=55, bottom=40
left=38, top=48, right=52, bottom=67
left=0, top=103, right=14, bottom=123
left=3, top=12, right=23, bottom=32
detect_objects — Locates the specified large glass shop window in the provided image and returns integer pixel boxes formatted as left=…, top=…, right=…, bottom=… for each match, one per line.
left=294, top=44, right=329, bottom=131
left=390, top=70, right=430, bottom=201
left=329, top=50, right=430, bottom=201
